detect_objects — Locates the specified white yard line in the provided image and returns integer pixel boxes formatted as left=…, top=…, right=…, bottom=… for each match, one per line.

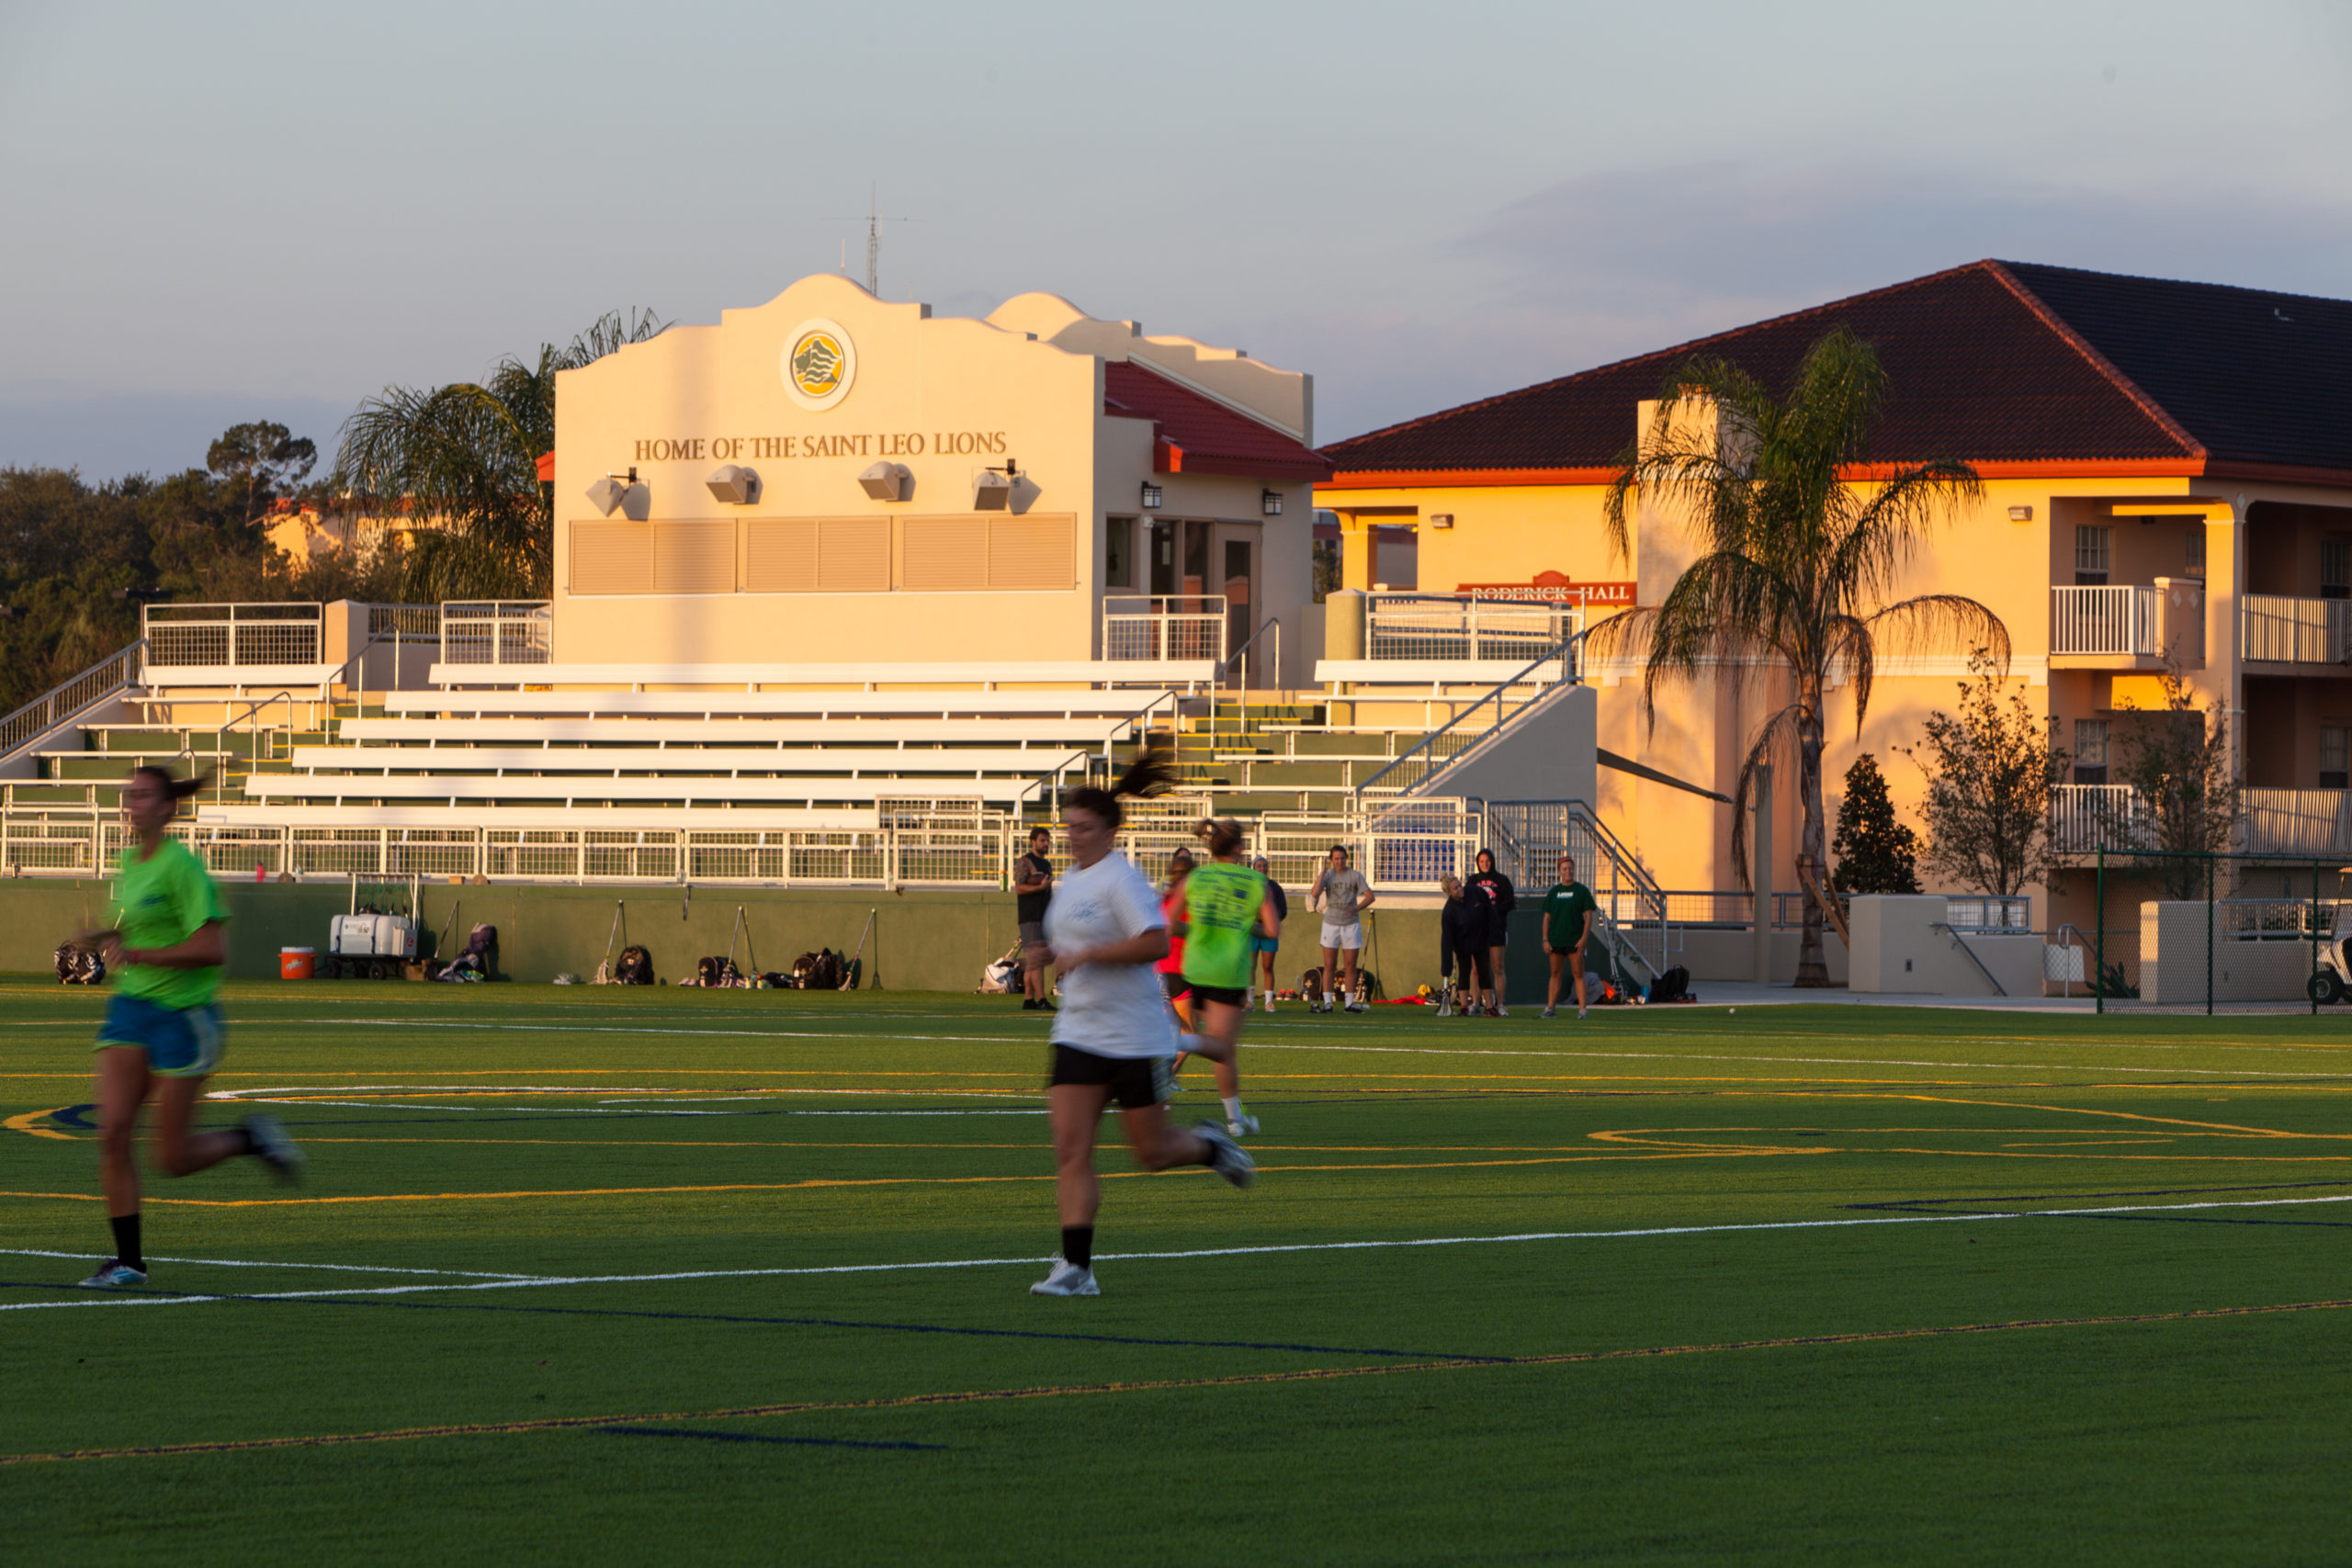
left=15, top=1193, right=2348, bottom=1311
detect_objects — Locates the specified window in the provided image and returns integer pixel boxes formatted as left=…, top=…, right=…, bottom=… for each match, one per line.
left=2324, top=535, right=2351, bottom=600
left=2185, top=525, right=2205, bottom=580
left=1104, top=516, right=1135, bottom=590
left=2074, top=525, right=2111, bottom=586
left=2323, top=727, right=2349, bottom=790
left=2073, top=718, right=2109, bottom=785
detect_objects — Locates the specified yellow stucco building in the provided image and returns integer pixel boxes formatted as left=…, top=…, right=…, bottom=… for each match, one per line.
left=1319, top=260, right=2352, bottom=931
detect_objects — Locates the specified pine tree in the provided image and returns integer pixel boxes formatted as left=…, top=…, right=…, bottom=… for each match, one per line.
left=1830, top=754, right=1921, bottom=895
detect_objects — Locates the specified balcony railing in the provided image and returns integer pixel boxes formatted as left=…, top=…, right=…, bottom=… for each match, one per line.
left=2241, top=594, right=2352, bottom=665
left=142, top=603, right=323, bottom=668
left=440, top=602, right=551, bottom=666
left=2242, top=789, right=2352, bottom=857
left=1103, top=596, right=1226, bottom=662
left=2051, top=585, right=2163, bottom=657
left=2050, top=784, right=2148, bottom=853
left=1365, top=593, right=1582, bottom=664
left=2052, top=784, right=2352, bottom=858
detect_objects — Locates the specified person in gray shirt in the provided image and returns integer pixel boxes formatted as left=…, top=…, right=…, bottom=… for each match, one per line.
left=1307, top=844, right=1376, bottom=1013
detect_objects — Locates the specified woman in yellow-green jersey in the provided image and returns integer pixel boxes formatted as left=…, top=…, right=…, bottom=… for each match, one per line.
left=67, top=767, right=303, bottom=1290
left=1173, top=817, right=1278, bottom=1137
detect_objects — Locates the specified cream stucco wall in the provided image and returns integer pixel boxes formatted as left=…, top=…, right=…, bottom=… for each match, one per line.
left=550, top=275, right=1317, bottom=673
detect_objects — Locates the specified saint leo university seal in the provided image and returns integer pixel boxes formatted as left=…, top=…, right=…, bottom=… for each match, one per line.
left=782, top=319, right=855, bottom=411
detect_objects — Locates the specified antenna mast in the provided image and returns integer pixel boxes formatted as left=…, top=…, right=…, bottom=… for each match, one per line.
left=824, top=188, right=911, bottom=297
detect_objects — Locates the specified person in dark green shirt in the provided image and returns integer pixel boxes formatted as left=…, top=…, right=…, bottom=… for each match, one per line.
left=65, top=766, right=302, bottom=1291
left=1540, top=853, right=1600, bottom=1020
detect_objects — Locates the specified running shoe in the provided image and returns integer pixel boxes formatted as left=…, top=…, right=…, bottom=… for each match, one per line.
left=1541, top=1006, right=1556, bottom=1019
left=243, top=1114, right=305, bottom=1183
left=1345, top=998, right=1367, bottom=1014
left=77, top=1260, right=146, bottom=1289
left=1578, top=1007, right=1589, bottom=1020
left=1227, top=1112, right=1261, bottom=1138
left=1029, top=1260, right=1100, bottom=1296
left=1483, top=1006, right=1501, bottom=1019
left=1496, top=1004, right=1510, bottom=1017
left=1195, top=1122, right=1257, bottom=1188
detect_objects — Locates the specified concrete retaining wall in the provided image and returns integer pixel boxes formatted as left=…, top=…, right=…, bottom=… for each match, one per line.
left=2139, top=901, right=2317, bottom=1005
left=0, top=876, right=1442, bottom=996
left=1850, top=895, right=2041, bottom=997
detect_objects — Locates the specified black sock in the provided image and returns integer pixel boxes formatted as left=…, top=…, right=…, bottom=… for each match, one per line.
left=232, top=1125, right=259, bottom=1156
left=1060, top=1225, right=1093, bottom=1271
left=110, top=1213, right=142, bottom=1270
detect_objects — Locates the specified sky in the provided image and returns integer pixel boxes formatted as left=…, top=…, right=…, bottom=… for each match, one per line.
left=3, top=0, right=2348, bottom=480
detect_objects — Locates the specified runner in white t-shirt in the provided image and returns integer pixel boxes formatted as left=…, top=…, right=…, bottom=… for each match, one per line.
left=1027, top=752, right=1254, bottom=1298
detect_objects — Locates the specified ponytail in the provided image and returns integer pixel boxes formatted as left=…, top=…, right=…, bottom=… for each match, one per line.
left=1194, top=816, right=1246, bottom=858
left=1066, top=748, right=1174, bottom=831
left=130, top=764, right=209, bottom=803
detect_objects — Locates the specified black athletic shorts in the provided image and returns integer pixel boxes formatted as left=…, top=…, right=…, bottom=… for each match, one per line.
left=1187, top=983, right=1247, bottom=1010
left=1048, top=1043, right=1171, bottom=1110
left=1160, top=972, right=1191, bottom=1001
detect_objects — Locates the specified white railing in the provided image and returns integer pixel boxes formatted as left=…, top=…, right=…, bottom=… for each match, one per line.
left=142, top=604, right=323, bottom=668
left=2242, top=789, right=2352, bottom=857
left=440, top=602, right=551, bottom=666
left=1366, top=594, right=1582, bottom=663
left=1353, top=632, right=1585, bottom=797
left=1102, top=596, right=1225, bottom=662
left=1479, top=798, right=1673, bottom=981
left=2241, top=595, right=2352, bottom=665
left=2054, top=785, right=2352, bottom=858
left=0, top=796, right=1492, bottom=893
left=2050, top=784, right=2147, bottom=852
left=0, top=642, right=142, bottom=762
left=2050, top=585, right=2162, bottom=657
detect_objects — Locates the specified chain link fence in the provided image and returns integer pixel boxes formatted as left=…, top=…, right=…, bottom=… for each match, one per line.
left=2077, top=848, right=2352, bottom=1014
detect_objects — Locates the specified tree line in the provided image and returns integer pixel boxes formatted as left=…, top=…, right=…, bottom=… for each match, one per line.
left=0, top=310, right=663, bottom=716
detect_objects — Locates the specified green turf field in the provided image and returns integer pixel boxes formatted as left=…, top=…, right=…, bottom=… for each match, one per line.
left=3, top=983, right=2348, bottom=1564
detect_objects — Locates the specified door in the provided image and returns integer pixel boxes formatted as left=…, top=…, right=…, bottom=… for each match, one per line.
left=1216, top=525, right=1260, bottom=680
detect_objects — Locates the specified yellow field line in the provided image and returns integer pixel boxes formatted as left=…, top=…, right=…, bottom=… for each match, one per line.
left=0, top=1149, right=1814, bottom=1207
left=8, top=1293, right=2346, bottom=1468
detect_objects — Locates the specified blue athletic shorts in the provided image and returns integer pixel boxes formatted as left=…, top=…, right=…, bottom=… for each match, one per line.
left=1250, top=933, right=1281, bottom=954
left=96, top=995, right=225, bottom=1077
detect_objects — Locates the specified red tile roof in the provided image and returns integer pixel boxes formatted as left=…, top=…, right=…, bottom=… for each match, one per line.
left=1324, top=260, right=2352, bottom=485
left=1103, top=359, right=1330, bottom=482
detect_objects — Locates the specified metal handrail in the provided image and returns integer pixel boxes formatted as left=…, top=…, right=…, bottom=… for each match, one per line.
left=1352, top=629, right=1589, bottom=799
left=0, top=640, right=144, bottom=764
left=1929, top=921, right=2007, bottom=997
left=215, top=692, right=300, bottom=804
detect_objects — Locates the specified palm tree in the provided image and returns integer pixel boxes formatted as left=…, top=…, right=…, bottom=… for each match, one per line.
left=334, top=310, right=666, bottom=601
left=1600, top=326, right=2007, bottom=986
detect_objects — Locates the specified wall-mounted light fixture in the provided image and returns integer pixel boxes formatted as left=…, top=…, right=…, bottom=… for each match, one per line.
left=2007, top=505, right=2033, bottom=522
left=973, top=457, right=1020, bottom=513
left=1429, top=513, right=1454, bottom=530
left=705, top=464, right=760, bottom=504
left=586, top=467, right=650, bottom=520
left=1261, top=489, right=1284, bottom=516
left=858, top=461, right=911, bottom=502
left=1140, top=481, right=1163, bottom=510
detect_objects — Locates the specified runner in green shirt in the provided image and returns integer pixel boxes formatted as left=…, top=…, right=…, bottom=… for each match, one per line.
left=64, top=766, right=302, bottom=1290
left=1540, top=853, right=1600, bottom=1020
left=1173, top=817, right=1278, bottom=1136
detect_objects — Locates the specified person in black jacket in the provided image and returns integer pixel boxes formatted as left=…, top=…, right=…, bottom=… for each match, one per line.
left=1438, top=874, right=1496, bottom=1017
left=1469, top=849, right=1516, bottom=1017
